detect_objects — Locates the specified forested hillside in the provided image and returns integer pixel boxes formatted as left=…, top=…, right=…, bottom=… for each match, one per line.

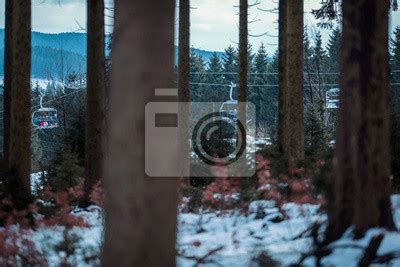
left=0, top=29, right=224, bottom=78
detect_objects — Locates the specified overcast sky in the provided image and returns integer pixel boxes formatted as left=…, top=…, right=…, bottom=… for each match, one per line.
left=0, top=0, right=399, bottom=53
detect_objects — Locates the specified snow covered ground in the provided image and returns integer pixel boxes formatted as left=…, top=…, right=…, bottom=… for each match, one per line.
left=176, top=196, right=400, bottom=266
left=177, top=202, right=322, bottom=266
left=14, top=174, right=400, bottom=266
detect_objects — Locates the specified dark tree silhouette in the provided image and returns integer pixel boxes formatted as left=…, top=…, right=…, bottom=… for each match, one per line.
left=278, top=0, right=288, bottom=155
left=4, top=0, right=32, bottom=208
left=326, top=0, right=395, bottom=241
left=84, top=0, right=106, bottom=205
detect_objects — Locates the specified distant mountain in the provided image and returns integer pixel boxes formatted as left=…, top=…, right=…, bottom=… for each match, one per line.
left=0, top=29, right=224, bottom=79
left=0, top=29, right=88, bottom=55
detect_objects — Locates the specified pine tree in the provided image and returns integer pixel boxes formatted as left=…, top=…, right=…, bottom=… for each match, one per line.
left=304, top=28, right=327, bottom=156
left=206, top=52, right=224, bottom=101
left=278, top=0, right=289, bottom=156
left=390, top=26, right=400, bottom=188
left=304, top=27, right=314, bottom=105
left=178, top=0, right=190, bottom=103
left=222, top=45, right=238, bottom=84
left=327, top=0, right=395, bottom=241
left=326, top=27, right=341, bottom=74
left=312, top=31, right=328, bottom=148
left=238, top=0, right=248, bottom=138
left=190, top=49, right=206, bottom=101
left=84, top=0, right=106, bottom=206
left=250, top=44, right=269, bottom=130
left=31, top=126, right=42, bottom=172
left=4, top=0, right=32, bottom=208
left=286, top=0, right=304, bottom=160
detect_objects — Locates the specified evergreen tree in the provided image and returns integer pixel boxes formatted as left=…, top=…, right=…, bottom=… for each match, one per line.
left=206, top=52, right=224, bottom=101
left=311, top=31, right=328, bottom=144
left=285, top=0, right=304, bottom=160
left=327, top=0, right=395, bottom=241
left=84, top=0, right=106, bottom=206
left=390, top=26, right=400, bottom=188
left=4, top=0, right=32, bottom=208
left=326, top=27, right=341, bottom=74
left=238, top=0, right=249, bottom=135
left=266, top=51, right=279, bottom=140
left=31, top=126, right=43, bottom=172
left=303, top=27, right=314, bottom=104
left=278, top=0, right=289, bottom=155
left=250, top=44, right=270, bottom=131
left=222, top=45, right=238, bottom=84
left=189, top=48, right=206, bottom=101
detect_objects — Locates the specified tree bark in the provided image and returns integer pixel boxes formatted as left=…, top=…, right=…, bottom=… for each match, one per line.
left=178, top=0, right=190, bottom=177
left=236, top=0, right=248, bottom=167
left=238, top=0, right=248, bottom=129
left=5, top=0, right=32, bottom=208
left=327, top=0, right=395, bottom=241
left=3, top=0, right=13, bottom=166
left=84, top=0, right=105, bottom=204
left=102, top=0, right=177, bottom=266
left=278, top=0, right=288, bottom=155
left=178, top=0, right=190, bottom=103
left=286, top=0, right=304, bottom=160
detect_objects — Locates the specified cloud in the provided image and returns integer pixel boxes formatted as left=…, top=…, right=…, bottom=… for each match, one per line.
left=0, top=0, right=398, bottom=53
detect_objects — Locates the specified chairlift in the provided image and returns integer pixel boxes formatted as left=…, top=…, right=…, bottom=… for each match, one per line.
left=220, top=82, right=238, bottom=121
left=326, top=88, right=340, bottom=109
left=32, top=94, right=58, bottom=129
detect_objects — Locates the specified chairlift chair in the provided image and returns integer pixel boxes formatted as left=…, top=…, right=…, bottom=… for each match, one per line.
left=32, top=94, right=59, bottom=129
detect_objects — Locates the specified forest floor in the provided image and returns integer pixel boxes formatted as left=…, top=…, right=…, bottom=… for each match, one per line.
left=31, top=196, right=400, bottom=266
left=20, top=174, right=400, bottom=266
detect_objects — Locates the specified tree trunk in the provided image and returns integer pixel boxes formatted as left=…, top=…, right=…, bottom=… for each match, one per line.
left=178, top=0, right=190, bottom=177
left=178, top=0, right=190, bottom=103
left=3, top=0, right=13, bottom=166
left=84, top=0, right=105, bottom=204
left=286, top=0, right=304, bottom=160
left=5, top=0, right=32, bottom=208
left=102, top=0, right=177, bottom=266
left=326, top=0, right=395, bottom=241
left=238, top=0, right=248, bottom=129
left=278, top=0, right=288, bottom=155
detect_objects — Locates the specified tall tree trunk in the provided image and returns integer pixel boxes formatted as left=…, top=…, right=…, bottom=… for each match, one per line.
left=102, top=0, right=177, bottom=266
left=178, top=0, right=190, bottom=177
left=238, top=0, right=248, bottom=122
left=286, top=0, right=304, bottom=160
left=3, top=0, right=13, bottom=166
left=278, top=0, right=288, bottom=155
left=326, top=0, right=395, bottom=241
left=6, top=0, right=32, bottom=208
left=84, top=0, right=105, bottom=204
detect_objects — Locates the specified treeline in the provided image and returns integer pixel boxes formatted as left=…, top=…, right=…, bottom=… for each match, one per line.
left=188, top=27, right=341, bottom=150
left=0, top=46, right=86, bottom=78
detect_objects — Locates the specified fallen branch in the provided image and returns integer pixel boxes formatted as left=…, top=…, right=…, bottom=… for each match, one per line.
left=358, top=233, right=384, bottom=267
